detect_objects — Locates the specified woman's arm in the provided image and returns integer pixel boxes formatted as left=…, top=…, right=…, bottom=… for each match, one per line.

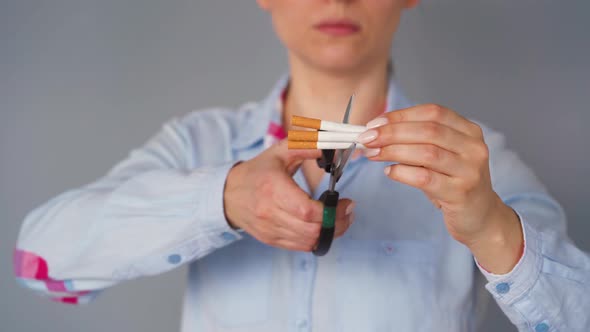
left=360, top=104, right=590, bottom=331
left=13, top=108, right=355, bottom=305
left=14, top=113, right=242, bottom=304
left=474, top=124, right=590, bottom=332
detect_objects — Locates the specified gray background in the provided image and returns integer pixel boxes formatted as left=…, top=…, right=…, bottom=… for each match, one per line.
left=1, top=1, right=589, bottom=331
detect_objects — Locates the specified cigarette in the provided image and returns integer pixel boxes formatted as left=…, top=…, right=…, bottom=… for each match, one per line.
left=288, top=130, right=360, bottom=142
left=288, top=141, right=366, bottom=150
left=291, top=115, right=367, bottom=133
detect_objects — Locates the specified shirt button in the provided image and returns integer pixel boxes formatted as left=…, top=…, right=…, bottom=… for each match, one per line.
left=535, top=322, right=549, bottom=332
left=296, top=319, right=308, bottom=328
left=167, top=254, right=182, bottom=264
left=221, top=232, right=237, bottom=241
left=495, top=282, right=510, bottom=294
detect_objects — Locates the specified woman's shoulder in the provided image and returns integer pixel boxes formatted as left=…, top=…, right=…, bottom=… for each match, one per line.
left=179, top=101, right=261, bottom=131
left=160, top=101, right=268, bottom=156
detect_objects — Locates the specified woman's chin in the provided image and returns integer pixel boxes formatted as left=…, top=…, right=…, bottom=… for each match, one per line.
left=303, top=45, right=374, bottom=74
left=309, top=57, right=368, bottom=75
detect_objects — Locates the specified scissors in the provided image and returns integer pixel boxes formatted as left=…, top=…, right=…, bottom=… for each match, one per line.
left=313, top=95, right=356, bottom=256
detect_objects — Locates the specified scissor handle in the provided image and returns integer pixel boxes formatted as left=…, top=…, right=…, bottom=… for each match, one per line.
left=316, top=149, right=335, bottom=173
left=313, top=189, right=339, bottom=256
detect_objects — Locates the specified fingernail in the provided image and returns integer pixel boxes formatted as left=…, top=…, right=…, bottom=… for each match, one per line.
left=384, top=166, right=391, bottom=175
left=357, top=129, right=378, bottom=144
left=345, top=202, right=355, bottom=216
left=366, top=117, right=388, bottom=129
left=363, top=148, right=380, bottom=158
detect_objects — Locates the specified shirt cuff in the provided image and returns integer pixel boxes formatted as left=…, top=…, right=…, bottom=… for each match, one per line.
left=193, top=162, right=244, bottom=247
left=474, top=210, right=543, bottom=305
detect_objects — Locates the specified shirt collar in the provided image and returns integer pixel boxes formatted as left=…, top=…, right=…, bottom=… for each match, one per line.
left=231, top=73, right=412, bottom=151
left=231, top=74, right=289, bottom=150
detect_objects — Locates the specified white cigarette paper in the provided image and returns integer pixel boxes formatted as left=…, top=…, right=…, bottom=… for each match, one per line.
left=316, top=131, right=360, bottom=142
left=291, top=115, right=367, bottom=133
left=317, top=142, right=366, bottom=149
left=320, top=121, right=367, bottom=133
left=288, top=141, right=367, bottom=149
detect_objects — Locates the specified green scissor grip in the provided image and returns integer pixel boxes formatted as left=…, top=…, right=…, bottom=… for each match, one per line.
left=322, top=206, right=336, bottom=228
left=313, top=190, right=339, bottom=256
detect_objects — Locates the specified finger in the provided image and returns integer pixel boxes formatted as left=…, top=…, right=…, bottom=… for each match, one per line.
left=361, top=121, right=479, bottom=155
left=259, top=166, right=324, bottom=223
left=367, top=104, right=483, bottom=138
left=273, top=199, right=355, bottom=250
left=367, top=144, right=467, bottom=177
left=426, top=194, right=442, bottom=209
left=384, top=164, right=459, bottom=201
left=334, top=199, right=355, bottom=238
left=272, top=207, right=322, bottom=239
left=276, top=226, right=319, bottom=251
left=276, top=185, right=325, bottom=224
left=250, top=217, right=317, bottom=251
left=274, top=139, right=322, bottom=175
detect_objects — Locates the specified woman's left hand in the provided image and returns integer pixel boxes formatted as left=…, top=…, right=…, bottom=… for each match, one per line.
left=358, top=104, right=524, bottom=273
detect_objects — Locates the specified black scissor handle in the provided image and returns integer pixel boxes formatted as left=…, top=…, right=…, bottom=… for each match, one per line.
left=313, top=190, right=339, bottom=256
left=316, top=149, right=335, bottom=173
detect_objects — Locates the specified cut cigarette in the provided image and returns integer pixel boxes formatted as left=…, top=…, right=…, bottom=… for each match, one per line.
left=288, top=141, right=366, bottom=150
left=288, top=130, right=318, bottom=142
left=288, top=130, right=359, bottom=143
left=291, top=115, right=322, bottom=130
left=291, top=115, right=367, bottom=133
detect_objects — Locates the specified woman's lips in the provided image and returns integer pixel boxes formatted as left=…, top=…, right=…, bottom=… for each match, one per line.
left=314, top=20, right=360, bottom=36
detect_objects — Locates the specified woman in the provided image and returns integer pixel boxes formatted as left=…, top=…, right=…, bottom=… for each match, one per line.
left=14, top=1, right=589, bottom=331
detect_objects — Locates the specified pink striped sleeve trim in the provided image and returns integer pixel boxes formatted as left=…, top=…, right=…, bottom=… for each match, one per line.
left=13, top=249, right=49, bottom=279
left=267, top=122, right=286, bottom=140
left=52, top=297, right=78, bottom=305
left=14, top=248, right=86, bottom=303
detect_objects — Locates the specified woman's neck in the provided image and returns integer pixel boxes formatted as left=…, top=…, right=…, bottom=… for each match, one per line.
left=283, top=57, right=390, bottom=129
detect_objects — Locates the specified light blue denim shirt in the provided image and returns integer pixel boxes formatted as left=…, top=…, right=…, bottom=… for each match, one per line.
left=15, top=75, right=590, bottom=331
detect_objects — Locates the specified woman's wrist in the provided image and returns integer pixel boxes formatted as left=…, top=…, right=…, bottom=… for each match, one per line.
left=223, top=161, right=245, bottom=230
left=466, top=197, right=524, bottom=274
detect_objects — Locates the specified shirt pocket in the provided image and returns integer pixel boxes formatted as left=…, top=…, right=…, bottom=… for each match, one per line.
left=330, top=239, right=439, bottom=332
left=196, top=238, right=274, bottom=327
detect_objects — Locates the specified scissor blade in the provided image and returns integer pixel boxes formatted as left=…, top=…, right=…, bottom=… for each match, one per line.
left=328, top=150, right=341, bottom=192
left=332, top=94, right=356, bottom=183
left=334, top=143, right=356, bottom=182
left=342, top=95, right=354, bottom=124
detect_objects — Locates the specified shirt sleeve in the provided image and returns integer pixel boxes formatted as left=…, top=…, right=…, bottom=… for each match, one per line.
left=475, top=124, right=590, bottom=331
left=13, top=114, right=243, bottom=305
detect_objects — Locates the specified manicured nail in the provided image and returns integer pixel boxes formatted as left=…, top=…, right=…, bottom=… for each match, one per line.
left=357, top=129, right=378, bottom=144
left=366, top=117, right=388, bottom=129
left=363, top=148, right=381, bottom=158
left=345, top=202, right=355, bottom=216
left=384, top=166, right=391, bottom=175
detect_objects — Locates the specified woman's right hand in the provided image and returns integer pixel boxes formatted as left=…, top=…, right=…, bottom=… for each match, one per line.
left=224, top=140, right=355, bottom=252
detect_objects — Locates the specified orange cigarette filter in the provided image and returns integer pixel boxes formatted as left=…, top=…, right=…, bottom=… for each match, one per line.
left=291, top=115, right=321, bottom=130
left=287, top=141, right=318, bottom=149
left=288, top=130, right=319, bottom=142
